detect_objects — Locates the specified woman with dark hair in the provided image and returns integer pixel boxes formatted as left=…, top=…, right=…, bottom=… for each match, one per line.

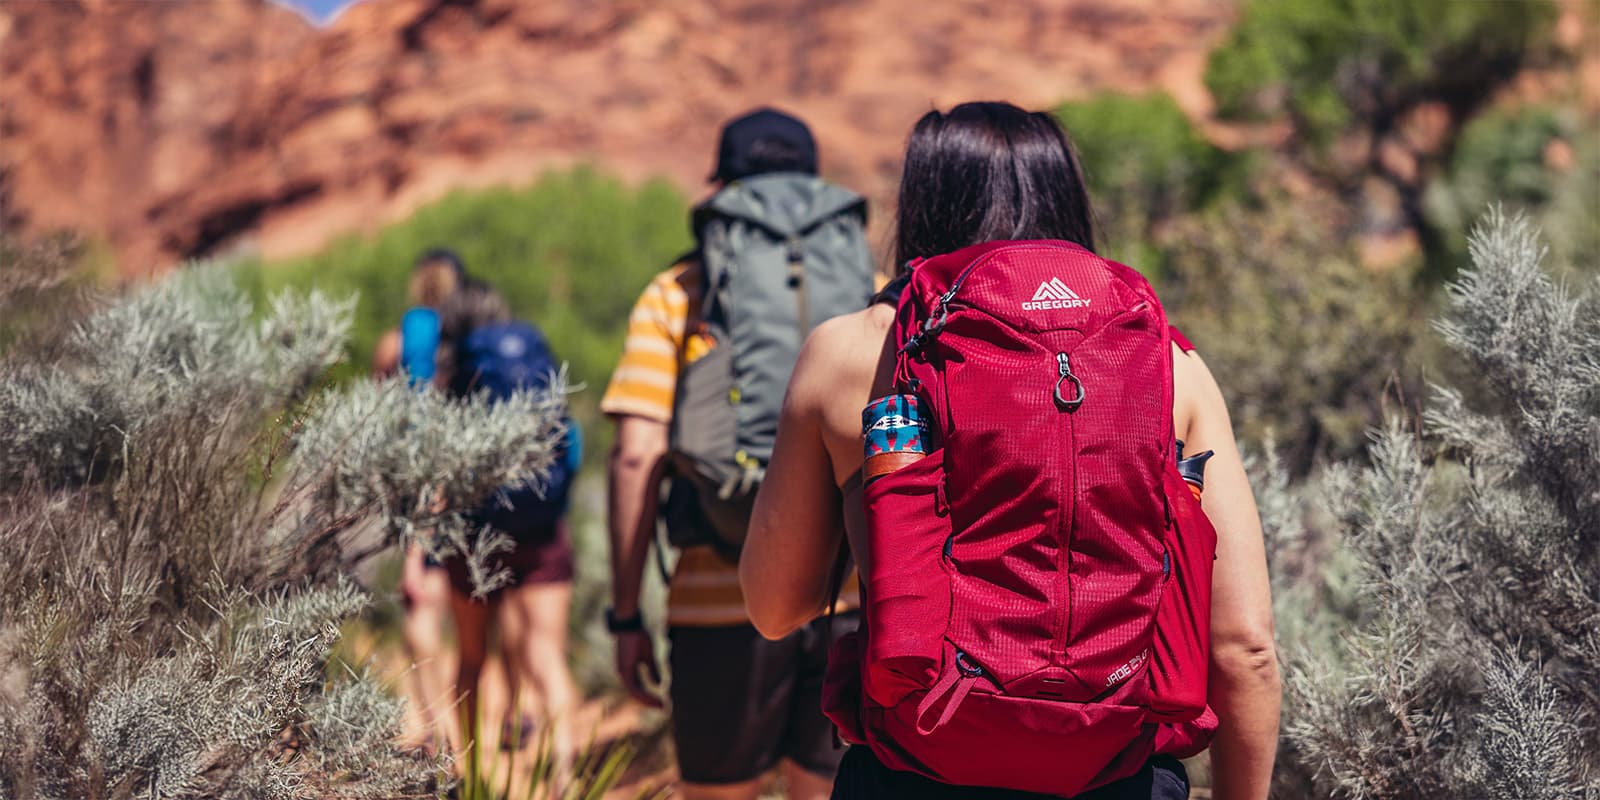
left=739, top=103, right=1279, bottom=799
left=373, top=247, right=470, bottom=755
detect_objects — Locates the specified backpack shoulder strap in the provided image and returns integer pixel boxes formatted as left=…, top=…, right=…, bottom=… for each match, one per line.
left=872, top=273, right=910, bottom=308
left=823, top=529, right=852, bottom=636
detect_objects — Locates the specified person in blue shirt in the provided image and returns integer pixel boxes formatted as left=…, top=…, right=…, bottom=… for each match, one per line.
left=373, top=248, right=468, bottom=755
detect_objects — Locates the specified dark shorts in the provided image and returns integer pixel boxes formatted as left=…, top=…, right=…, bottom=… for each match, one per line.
left=668, top=612, right=861, bottom=785
left=830, top=746, right=1189, bottom=800
left=442, top=522, right=575, bottom=598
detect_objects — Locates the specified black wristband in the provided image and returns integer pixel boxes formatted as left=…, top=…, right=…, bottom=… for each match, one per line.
left=605, top=608, right=645, bottom=634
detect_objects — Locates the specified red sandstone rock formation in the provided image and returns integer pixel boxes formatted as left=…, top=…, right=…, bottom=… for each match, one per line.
left=0, top=0, right=1234, bottom=276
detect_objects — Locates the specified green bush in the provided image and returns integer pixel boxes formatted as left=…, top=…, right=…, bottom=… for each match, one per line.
left=1444, top=106, right=1570, bottom=208
left=239, top=166, right=689, bottom=701
left=0, top=257, right=572, bottom=797
left=239, top=167, right=694, bottom=457
left=1055, top=92, right=1247, bottom=273
left=1154, top=197, right=1431, bottom=474
left=1057, top=92, right=1239, bottom=217
left=0, top=234, right=110, bottom=352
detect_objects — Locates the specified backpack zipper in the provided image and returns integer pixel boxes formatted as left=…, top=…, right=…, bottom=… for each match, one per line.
left=1054, top=353, right=1085, bottom=411
left=787, top=235, right=810, bottom=338
left=1053, top=350, right=1082, bottom=667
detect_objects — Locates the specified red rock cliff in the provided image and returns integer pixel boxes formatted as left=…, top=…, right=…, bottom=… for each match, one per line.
left=1, top=0, right=1234, bottom=275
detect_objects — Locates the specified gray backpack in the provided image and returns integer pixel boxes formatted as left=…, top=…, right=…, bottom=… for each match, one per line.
left=664, top=172, right=874, bottom=558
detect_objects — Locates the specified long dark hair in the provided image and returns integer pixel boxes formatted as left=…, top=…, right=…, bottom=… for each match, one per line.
left=894, top=102, right=1096, bottom=270
left=437, top=281, right=511, bottom=398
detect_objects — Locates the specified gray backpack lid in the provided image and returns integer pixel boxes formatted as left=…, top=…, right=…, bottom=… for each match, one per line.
left=693, top=171, right=867, bottom=241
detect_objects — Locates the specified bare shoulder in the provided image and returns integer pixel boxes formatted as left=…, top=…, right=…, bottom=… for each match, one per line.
left=1172, top=344, right=1231, bottom=443
left=1173, top=346, right=1223, bottom=402
left=806, top=305, right=894, bottom=359
left=791, top=305, right=896, bottom=409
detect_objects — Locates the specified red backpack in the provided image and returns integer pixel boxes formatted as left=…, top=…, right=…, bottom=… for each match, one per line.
left=822, top=240, right=1219, bottom=795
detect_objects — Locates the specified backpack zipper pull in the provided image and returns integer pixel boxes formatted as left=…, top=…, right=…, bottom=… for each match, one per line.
left=914, top=649, right=984, bottom=735
left=788, top=235, right=811, bottom=337
left=1054, top=353, right=1085, bottom=411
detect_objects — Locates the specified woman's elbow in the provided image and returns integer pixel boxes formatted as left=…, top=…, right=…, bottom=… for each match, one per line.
left=1212, top=631, right=1282, bottom=692
left=748, top=611, right=802, bottom=641
left=739, top=560, right=805, bottom=640
left=742, top=591, right=806, bottom=641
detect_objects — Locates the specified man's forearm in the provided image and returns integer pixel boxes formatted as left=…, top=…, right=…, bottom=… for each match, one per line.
left=606, top=457, right=658, bottom=617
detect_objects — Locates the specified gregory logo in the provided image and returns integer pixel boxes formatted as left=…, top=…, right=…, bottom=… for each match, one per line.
left=1022, top=278, right=1091, bottom=311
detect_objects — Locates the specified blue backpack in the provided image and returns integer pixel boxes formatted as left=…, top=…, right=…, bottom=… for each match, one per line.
left=454, top=321, right=578, bottom=536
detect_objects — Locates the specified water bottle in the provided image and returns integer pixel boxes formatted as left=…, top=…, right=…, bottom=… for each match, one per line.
left=862, top=394, right=927, bottom=484
left=399, top=306, right=440, bottom=388
left=1174, top=440, right=1214, bottom=501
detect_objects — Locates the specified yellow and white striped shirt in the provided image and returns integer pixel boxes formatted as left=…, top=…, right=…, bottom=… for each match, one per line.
left=601, top=262, right=858, bottom=627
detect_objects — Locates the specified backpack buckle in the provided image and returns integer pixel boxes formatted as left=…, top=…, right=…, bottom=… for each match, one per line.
left=899, top=307, right=950, bottom=356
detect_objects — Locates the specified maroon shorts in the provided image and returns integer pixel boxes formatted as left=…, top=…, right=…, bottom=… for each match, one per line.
left=443, top=521, right=575, bottom=598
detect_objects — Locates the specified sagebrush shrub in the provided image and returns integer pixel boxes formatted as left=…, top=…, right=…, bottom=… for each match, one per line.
left=1267, top=210, right=1600, bottom=799
left=0, top=251, right=569, bottom=799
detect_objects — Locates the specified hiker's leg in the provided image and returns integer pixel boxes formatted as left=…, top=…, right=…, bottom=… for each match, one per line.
left=449, top=590, right=493, bottom=754
left=400, top=543, right=454, bottom=750
left=780, top=761, right=835, bottom=800
left=501, top=579, right=578, bottom=763
left=507, top=524, right=576, bottom=733
left=678, top=781, right=763, bottom=800
left=775, top=612, right=859, bottom=797
left=669, top=623, right=799, bottom=798
left=492, top=600, right=534, bottom=741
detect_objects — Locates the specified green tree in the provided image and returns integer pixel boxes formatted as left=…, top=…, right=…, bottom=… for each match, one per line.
left=1206, top=0, right=1558, bottom=271
left=1055, top=92, right=1246, bottom=274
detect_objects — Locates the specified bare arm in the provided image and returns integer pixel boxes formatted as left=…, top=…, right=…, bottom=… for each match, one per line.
left=606, top=414, right=669, bottom=707
left=742, top=328, right=848, bottom=640
left=607, top=415, right=668, bottom=620
left=373, top=328, right=401, bottom=377
left=1177, top=351, right=1281, bottom=800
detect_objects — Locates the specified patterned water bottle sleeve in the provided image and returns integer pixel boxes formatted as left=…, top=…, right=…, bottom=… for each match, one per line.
left=862, top=394, right=926, bottom=483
